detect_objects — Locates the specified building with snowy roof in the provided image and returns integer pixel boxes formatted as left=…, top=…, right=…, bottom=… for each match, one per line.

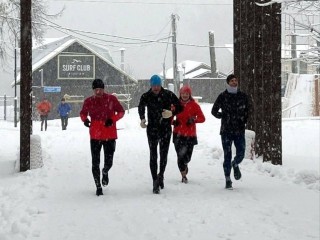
left=13, top=36, right=137, bottom=119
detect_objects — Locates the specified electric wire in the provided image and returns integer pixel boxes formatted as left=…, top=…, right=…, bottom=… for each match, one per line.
left=47, top=0, right=232, bottom=6
left=1, top=14, right=232, bottom=49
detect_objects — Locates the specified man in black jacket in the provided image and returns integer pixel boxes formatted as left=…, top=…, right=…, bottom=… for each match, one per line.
left=211, top=74, right=251, bottom=190
left=138, top=74, right=183, bottom=194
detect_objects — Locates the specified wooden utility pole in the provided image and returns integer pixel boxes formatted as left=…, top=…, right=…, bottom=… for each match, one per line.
left=14, top=38, right=18, bottom=128
left=120, top=48, right=125, bottom=71
left=20, top=0, right=32, bottom=172
left=291, top=32, right=298, bottom=73
left=171, top=14, right=179, bottom=95
left=208, top=31, right=218, bottom=78
left=234, top=0, right=282, bottom=165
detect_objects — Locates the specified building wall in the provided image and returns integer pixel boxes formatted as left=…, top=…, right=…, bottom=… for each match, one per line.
left=31, top=42, right=136, bottom=120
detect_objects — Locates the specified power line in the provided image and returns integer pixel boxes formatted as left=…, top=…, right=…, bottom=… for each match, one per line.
left=48, top=0, right=232, bottom=6
left=1, top=14, right=233, bottom=48
left=42, top=19, right=232, bottom=48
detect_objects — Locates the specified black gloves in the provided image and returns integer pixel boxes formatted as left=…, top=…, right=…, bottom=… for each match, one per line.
left=216, top=112, right=222, bottom=119
left=105, top=118, right=113, bottom=127
left=84, top=119, right=113, bottom=127
left=84, top=119, right=91, bottom=127
left=172, top=120, right=180, bottom=127
left=186, top=117, right=196, bottom=126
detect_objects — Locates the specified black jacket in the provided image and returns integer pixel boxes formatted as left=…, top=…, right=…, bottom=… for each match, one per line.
left=138, top=87, right=183, bottom=137
left=211, top=90, right=250, bottom=135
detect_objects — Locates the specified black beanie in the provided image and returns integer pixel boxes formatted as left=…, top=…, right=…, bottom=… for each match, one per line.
left=92, top=79, right=105, bottom=89
left=226, top=74, right=236, bottom=84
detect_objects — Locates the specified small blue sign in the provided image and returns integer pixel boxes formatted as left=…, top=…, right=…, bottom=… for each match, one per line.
left=43, top=86, right=61, bottom=93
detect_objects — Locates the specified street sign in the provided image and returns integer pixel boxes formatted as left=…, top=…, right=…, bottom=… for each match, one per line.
left=43, top=86, right=61, bottom=93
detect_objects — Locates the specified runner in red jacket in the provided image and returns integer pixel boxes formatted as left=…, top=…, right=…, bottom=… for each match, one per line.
left=80, top=79, right=125, bottom=196
left=172, top=85, right=205, bottom=183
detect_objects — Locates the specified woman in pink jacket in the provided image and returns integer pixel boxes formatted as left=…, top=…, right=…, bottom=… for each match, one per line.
left=80, top=79, right=125, bottom=196
left=172, top=85, right=205, bottom=183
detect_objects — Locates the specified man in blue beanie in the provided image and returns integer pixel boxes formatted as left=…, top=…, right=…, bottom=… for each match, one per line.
left=138, top=74, right=183, bottom=194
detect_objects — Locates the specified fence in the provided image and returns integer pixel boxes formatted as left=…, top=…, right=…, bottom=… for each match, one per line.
left=0, top=95, right=19, bottom=121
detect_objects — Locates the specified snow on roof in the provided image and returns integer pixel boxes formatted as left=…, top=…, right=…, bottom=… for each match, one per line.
left=33, top=37, right=66, bottom=48
left=161, top=60, right=211, bottom=79
left=185, top=68, right=210, bottom=79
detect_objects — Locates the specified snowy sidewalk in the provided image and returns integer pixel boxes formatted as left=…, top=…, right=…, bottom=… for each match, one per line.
left=0, top=104, right=319, bottom=240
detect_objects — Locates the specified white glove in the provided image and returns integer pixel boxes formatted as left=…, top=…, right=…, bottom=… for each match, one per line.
left=140, top=119, right=147, bottom=128
left=162, top=109, right=173, bottom=119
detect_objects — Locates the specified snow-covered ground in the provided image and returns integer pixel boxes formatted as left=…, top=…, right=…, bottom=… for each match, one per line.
left=0, top=102, right=319, bottom=240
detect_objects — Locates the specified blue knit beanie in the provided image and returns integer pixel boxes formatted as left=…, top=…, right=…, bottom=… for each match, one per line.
left=150, top=75, right=162, bottom=86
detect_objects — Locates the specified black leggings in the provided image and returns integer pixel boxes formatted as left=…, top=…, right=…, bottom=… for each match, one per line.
left=40, top=115, right=48, bottom=130
left=147, top=132, right=171, bottom=181
left=90, top=139, right=116, bottom=187
left=60, top=116, right=68, bottom=130
left=174, top=140, right=194, bottom=172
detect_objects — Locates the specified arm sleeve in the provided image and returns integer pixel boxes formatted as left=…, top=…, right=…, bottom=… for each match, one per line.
left=194, top=104, right=206, bottom=123
left=138, top=94, right=147, bottom=120
left=211, top=95, right=222, bottom=119
left=80, top=99, right=89, bottom=122
left=171, top=93, right=183, bottom=115
left=112, top=97, right=125, bottom=122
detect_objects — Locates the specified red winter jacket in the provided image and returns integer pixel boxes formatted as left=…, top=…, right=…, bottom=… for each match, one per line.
left=80, top=93, right=125, bottom=140
left=173, top=99, right=205, bottom=137
left=37, top=100, right=52, bottom=116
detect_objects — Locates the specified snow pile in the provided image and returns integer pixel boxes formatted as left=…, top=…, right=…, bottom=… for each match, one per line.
left=30, top=135, right=43, bottom=170
left=253, top=158, right=319, bottom=190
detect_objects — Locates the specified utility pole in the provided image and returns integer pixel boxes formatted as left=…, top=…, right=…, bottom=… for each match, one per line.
left=20, top=0, right=32, bottom=172
left=162, top=63, right=166, bottom=87
left=291, top=35, right=297, bottom=73
left=171, top=14, right=179, bottom=95
left=208, top=31, right=218, bottom=78
left=14, top=38, right=18, bottom=128
left=120, top=48, right=125, bottom=71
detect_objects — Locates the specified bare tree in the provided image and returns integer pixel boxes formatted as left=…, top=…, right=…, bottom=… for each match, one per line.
left=258, top=0, right=320, bottom=70
left=0, top=0, right=63, bottom=65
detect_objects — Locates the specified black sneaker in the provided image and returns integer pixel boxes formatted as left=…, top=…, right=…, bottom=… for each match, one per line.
left=232, top=163, right=242, bottom=180
left=153, top=180, right=160, bottom=194
left=102, top=173, right=109, bottom=186
left=225, top=180, right=233, bottom=190
left=96, top=187, right=103, bottom=196
left=157, top=174, right=164, bottom=189
left=181, top=176, right=188, bottom=184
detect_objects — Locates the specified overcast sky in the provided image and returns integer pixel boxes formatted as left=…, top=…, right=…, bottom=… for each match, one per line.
left=0, top=0, right=233, bottom=95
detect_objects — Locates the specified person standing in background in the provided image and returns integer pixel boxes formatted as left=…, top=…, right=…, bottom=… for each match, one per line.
left=57, top=98, right=71, bottom=130
left=80, top=79, right=125, bottom=196
left=172, top=85, right=205, bottom=183
left=36, top=97, right=52, bottom=131
left=138, top=74, right=183, bottom=194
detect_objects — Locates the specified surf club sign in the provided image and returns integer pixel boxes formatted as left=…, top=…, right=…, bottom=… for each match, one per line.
left=58, top=55, right=95, bottom=79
